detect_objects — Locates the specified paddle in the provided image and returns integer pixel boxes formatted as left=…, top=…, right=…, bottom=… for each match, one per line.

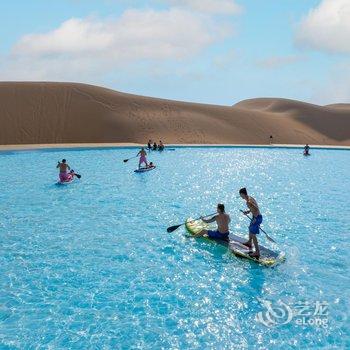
left=123, top=155, right=138, bottom=163
left=167, top=212, right=217, bottom=233
left=239, top=209, right=276, bottom=243
left=69, top=169, right=81, bottom=179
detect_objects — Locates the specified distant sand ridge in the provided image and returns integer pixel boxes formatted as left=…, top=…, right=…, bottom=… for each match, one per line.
left=0, top=82, right=349, bottom=146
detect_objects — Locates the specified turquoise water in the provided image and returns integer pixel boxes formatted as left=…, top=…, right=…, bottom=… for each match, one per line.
left=0, top=147, right=349, bottom=349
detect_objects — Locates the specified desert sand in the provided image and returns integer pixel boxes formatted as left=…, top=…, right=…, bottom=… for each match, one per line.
left=0, top=82, right=349, bottom=146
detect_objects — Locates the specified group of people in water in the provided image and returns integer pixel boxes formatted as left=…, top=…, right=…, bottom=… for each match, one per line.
left=57, top=143, right=311, bottom=257
left=147, top=140, right=164, bottom=151
left=56, top=160, right=262, bottom=257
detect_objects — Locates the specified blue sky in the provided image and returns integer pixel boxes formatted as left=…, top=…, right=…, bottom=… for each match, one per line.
left=1, top=0, right=349, bottom=105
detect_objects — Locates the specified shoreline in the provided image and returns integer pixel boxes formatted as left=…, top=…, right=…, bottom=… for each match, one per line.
left=0, top=143, right=350, bottom=152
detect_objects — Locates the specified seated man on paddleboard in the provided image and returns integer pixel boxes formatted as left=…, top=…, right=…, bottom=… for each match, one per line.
left=137, top=148, right=148, bottom=169
left=194, top=204, right=231, bottom=241
left=239, top=188, right=262, bottom=258
left=57, top=159, right=71, bottom=182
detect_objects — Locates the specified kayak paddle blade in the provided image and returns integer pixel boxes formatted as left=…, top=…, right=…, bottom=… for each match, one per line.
left=167, top=224, right=181, bottom=233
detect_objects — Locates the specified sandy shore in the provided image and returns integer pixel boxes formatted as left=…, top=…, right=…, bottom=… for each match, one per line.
left=0, top=82, right=349, bottom=146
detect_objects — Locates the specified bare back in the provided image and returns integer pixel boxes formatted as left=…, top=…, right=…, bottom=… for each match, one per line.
left=58, top=163, right=70, bottom=172
left=215, top=213, right=231, bottom=233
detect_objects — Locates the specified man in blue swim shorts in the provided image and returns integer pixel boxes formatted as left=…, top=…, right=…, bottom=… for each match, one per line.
left=194, top=204, right=231, bottom=241
left=239, top=188, right=262, bottom=259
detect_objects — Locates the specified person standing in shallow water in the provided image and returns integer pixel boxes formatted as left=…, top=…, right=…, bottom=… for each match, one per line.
left=147, top=140, right=152, bottom=150
left=239, top=188, right=262, bottom=259
left=304, top=144, right=310, bottom=155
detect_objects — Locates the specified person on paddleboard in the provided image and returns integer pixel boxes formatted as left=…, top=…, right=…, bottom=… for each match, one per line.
left=57, top=159, right=71, bottom=182
left=304, top=144, right=310, bottom=155
left=239, top=188, right=262, bottom=258
left=137, top=148, right=148, bottom=169
left=194, top=204, right=231, bottom=241
left=68, top=169, right=80, bottom=180
left=147, top=162, right=155, bottom=169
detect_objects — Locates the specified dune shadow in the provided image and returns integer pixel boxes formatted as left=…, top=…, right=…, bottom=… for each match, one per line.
left=294, top=112, right=350, bottom=142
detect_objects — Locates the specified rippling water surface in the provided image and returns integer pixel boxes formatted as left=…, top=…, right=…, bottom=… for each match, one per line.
left=0, top=147, right=349, bottom=349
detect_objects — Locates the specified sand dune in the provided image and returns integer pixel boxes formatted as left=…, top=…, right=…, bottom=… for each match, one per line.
left=325, top=103, right=350, bottom=110
left=0, top=82, right=349, bottom=146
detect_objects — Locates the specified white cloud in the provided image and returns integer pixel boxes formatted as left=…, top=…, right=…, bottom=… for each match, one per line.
left=163, top=0, right=242, bottom=15
left=256, top=55, right=304, bottom=69
left=1, top=8, right=233, bottom=81
left=14, top=9, right=230, bottom=60
left=296, top=0, right=350, bottom=54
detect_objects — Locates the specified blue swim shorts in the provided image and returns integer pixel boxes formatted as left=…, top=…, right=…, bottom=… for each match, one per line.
left=249, top=215, right=263, bottom=235
left=207, top=230, right=229, bottom=240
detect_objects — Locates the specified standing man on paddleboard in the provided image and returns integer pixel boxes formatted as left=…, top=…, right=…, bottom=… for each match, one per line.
left=194, top=204, right=231, bottom=241
left=239, top=188, right=262, bottom=258
left=137, top=148, right=148, bottom=169
left=57, top=159, right=71, bottom=182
